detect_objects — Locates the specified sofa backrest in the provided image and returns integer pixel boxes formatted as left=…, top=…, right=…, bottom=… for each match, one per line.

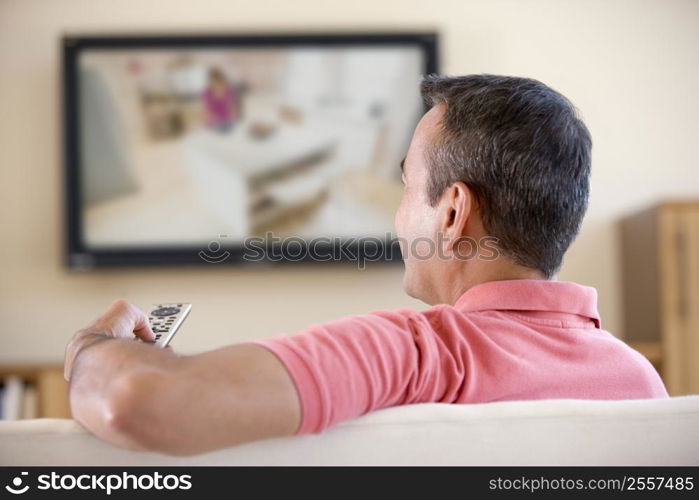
left=1, top=397, right=698, bottom=466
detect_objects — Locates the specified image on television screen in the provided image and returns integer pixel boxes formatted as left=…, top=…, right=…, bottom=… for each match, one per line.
left=66, top=35, right=437, bottom=265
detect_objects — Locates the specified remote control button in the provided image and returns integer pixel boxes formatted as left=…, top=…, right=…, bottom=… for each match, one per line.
left=151, top=307, right=180, bottom=317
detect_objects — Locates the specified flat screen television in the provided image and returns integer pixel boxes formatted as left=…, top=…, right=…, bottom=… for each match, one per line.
left=63, top=32, right=439, bottom=269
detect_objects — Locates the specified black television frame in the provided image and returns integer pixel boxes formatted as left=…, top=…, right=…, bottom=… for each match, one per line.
left=63, top=32, right=439, bottom=269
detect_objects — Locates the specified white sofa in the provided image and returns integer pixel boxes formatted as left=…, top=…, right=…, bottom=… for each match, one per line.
left=1, top=397, right=698, bottom=466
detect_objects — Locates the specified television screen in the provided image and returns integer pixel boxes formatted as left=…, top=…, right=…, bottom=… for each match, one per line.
left=63, top=33, right=438, bottom=268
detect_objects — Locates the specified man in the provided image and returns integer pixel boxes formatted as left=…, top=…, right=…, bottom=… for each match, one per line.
left=64, top=75, right=668, bottom=456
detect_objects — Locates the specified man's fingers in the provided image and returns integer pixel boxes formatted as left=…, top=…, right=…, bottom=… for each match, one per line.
left=65, top=299, right=156, bottom=382
left=96, top=299, right=154, bottom=341
left=126, top=302, right=155, bottom=342
left=133, top=310, right=155, bottom=342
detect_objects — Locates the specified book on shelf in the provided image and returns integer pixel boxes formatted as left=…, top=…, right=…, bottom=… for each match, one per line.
left=21, top=385, right=38, bottom=419
left=1, top=375, right=24, bottom=420
left=0, top=365, right=71, bottom=419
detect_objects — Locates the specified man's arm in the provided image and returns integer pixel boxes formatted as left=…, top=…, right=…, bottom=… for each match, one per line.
left=65, top=300, right=301, bottom=456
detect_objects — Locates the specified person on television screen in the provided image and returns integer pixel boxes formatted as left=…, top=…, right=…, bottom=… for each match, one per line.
left=202, top=67, right=237, bottom=132
left=64, top=74, right=669, bottom=456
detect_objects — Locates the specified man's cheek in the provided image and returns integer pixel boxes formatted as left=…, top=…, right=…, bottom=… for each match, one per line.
left=394, top=210, right=408, bottom=254
left=394, top=200, right=406, bottom=235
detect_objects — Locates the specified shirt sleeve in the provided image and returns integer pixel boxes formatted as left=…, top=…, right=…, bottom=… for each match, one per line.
left=247, top=307, right=468, bottom=435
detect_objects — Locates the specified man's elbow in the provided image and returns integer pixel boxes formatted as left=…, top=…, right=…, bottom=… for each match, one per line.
left=103, top=371, right=178, bottom=454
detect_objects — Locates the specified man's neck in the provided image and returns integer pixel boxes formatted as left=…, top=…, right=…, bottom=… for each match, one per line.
left=437, top=262, right=548, bottom=306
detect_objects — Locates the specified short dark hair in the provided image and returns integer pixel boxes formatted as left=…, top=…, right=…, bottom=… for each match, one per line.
left=420, top=74, right=592, bottom=278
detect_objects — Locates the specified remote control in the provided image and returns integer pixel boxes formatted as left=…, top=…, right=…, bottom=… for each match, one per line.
left=144, top=303, right=192, bottom=348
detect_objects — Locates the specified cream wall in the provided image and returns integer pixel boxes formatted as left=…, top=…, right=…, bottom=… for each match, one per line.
left=1, top=0, right=698, bottom=363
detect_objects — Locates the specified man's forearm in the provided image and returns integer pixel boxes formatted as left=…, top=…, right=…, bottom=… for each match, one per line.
left=70, top=341, right=300, bottom=456
left=67, top=332, right=181, bottom=451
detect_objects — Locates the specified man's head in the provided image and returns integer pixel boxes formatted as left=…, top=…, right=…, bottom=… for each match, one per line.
left=395, top=74, right=592, bottom=304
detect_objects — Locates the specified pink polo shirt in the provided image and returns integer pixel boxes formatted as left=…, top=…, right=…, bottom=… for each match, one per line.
left=250, top=279, right=668, bottom=435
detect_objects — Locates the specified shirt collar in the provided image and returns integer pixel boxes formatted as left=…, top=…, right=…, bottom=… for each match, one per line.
left=453, top=279, right=601, bottom=329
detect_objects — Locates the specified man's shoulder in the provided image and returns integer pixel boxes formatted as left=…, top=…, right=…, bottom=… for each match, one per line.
left=319, top=302, right=470, bottom=335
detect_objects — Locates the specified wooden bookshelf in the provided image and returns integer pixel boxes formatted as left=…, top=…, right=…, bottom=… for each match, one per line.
left=621, top=201, right=699, bottom=396
left=0, top=364, right=71, bottom=418
left=628, top=341, right=663, bottom=376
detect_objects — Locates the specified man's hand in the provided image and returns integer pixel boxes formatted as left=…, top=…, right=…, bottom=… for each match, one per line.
left=63, top=299, right=184, bottom=453
left=64, top=299, right=155, bottom=382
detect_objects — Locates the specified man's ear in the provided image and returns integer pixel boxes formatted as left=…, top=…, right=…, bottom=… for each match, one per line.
left=438, top=182, right=472, bottom=253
